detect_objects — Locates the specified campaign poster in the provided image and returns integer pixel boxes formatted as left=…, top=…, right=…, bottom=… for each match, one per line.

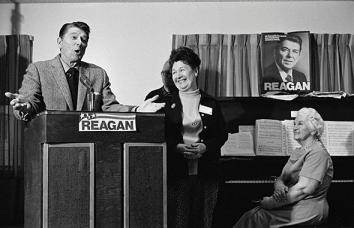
left=260, top=31, right=311, bottom=94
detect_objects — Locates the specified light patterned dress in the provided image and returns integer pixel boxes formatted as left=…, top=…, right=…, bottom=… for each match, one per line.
left=233, top=140, right=333, bottom=228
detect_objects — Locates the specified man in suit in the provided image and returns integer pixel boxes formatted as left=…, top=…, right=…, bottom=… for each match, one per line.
left=262, top=35, right=307, bottom=90
left=5, top=21, right=164, bottom=121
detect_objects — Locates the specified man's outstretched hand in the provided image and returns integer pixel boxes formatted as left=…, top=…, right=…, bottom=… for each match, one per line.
left=137, top=95, right=165, bottom=112
left=5, top=92, right=31, bottom=113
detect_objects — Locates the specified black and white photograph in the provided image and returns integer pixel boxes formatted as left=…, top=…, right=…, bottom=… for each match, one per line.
left=1, top=1, right=354, bottom=228
left=260, top=31, right=311, bottom=94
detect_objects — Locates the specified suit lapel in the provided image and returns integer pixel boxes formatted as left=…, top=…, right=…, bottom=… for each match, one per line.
left=169, top=93, right=183, bottom=125
left=77, top=66, right=88, bottom=111
left=50, top=55, right=74, bottom=110
left=273, top=63, right=283, bottom=82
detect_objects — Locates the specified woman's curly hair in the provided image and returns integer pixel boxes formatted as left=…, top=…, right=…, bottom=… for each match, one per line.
left=169, top=46, right=201, bottom=70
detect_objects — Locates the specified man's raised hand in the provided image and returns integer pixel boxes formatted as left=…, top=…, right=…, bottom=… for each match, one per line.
left=5, top=92, right=31, bottom=113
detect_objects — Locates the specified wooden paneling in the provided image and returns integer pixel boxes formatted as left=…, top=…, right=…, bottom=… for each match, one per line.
left=95, top=142, right=123, bottom=228
left=124, top=143, right=167, bottom=228
left=24, top=111, right=166, bottom=228
left=44, top=143, right=93, bottom=228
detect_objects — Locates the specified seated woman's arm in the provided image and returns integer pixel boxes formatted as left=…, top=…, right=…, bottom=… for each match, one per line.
left=272, top=173, right=288, bottom=202
left=260, top=175, right=319, bottom=209
left=273, top=167, right=288, bottom=192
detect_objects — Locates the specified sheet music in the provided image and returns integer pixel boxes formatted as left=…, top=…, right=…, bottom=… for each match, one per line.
left=262, top=94, right=299, bottom=101
left=221, top=132, right=255, bottom=156
left=255, top=119, right=285, bottom=156
left=229, top=120, right=354, bottom=157
left=304, top=91, right=347, bottom=99
left=239, top=125, right=255, bottom=134
left=324, top=121, right=354, bottom=156
left=283, top=120, right=301, bottom=155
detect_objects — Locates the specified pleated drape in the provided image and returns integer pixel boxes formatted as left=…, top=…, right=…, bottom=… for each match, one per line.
left=0, top=35, right=33, bottom=177
left=312, top=34, right=354, bottom=94
left=173, top=33, right=354, bottom=97
left=172, top=34, right=261, bottom=97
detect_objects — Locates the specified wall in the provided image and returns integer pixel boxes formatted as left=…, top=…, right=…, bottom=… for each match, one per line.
left=1, top=1, right=354, bottom=104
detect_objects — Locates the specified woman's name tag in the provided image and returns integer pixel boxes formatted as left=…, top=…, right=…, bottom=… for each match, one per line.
left=199, top=105, right=213, bottom=115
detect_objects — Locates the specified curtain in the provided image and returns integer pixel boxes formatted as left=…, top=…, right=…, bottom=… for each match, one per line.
left=172, top=34, right=261, bottom=97
left=172, top=33, right=354, bottom=97
left=0, top=35, right=33, bottom=177
left=312, top=34, right=354, bottom=93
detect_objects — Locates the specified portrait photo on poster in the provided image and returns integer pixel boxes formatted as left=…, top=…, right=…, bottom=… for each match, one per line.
left=260, top=31, right=311, bottom=94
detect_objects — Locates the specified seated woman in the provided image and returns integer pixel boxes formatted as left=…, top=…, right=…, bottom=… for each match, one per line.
left=234, top=107, right=333, bottom=228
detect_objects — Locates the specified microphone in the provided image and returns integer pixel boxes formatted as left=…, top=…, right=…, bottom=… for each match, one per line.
left=79, top=74, right=94, bottom=92
left=80, top=75, right=101, bottom=111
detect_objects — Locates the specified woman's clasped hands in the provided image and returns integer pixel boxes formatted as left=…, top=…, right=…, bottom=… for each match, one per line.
left=260, top=181, right=289, bottom=209
left=176, top=143, right=206, bottom=159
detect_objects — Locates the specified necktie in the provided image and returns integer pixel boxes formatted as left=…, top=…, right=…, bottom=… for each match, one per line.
left=66, top=68, right=79, bottom=109
left=285, top=74, right=292, bottom=82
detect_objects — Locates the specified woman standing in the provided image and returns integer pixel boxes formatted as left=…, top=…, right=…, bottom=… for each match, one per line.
left=165, top=46, right=228, bottom=228
left=234, top=107, right=333, bottom=228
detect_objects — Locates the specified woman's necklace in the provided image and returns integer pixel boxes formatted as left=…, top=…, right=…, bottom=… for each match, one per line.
left=302, top=139, right=317, bottom=151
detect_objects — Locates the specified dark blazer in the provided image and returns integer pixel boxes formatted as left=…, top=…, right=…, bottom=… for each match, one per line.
left=164, top=90, right=228, bottom=180
left=145, top=87, right=166, bottom=100
left=145, top=86, right=174, bottom=113
left=16, top=54, right=134, bottom=119
left=263, top=62, right=307, bottom=84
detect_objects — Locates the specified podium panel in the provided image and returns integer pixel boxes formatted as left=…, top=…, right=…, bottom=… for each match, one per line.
left=94, top=141, right=123, bottom=228
left=43, top=143, right=94, bottom=228
left=124, top=143, right=166, bottom=228
left=24, top=111, right=165, bottom=228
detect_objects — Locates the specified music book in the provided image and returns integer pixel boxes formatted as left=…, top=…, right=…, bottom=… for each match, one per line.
left=255, top=119, right=300, bottom=156
left=255, top=119, right=354, bottom=156
left=322, top=121, right=354, bottom=156
left=221, top=132, right=255, bottom=156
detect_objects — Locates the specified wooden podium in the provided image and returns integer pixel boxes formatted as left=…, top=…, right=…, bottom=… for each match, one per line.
left=24, top=111, right=166, bottom=228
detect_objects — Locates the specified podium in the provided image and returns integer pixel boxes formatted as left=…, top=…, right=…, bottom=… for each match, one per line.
left=24, top=111, right=166, bottom=228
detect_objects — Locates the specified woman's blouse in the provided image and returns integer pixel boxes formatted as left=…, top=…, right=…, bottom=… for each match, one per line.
left=282, top=140, right=333, bottom=201
left=179, top=89, right=202, bottom=175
